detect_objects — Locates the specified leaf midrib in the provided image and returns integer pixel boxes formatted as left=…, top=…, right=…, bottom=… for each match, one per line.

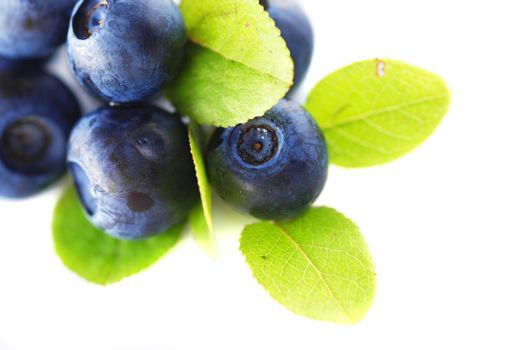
left=186, top=35, right=292, bottom=86
left=318, top=94, right=448, bottom=130
left=182, top=0, right=292, bottom=84
left=273, top=223, right=354, bottom=323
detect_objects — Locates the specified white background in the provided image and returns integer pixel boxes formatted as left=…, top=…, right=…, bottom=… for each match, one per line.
left=1, top=0, right=523, bottom=349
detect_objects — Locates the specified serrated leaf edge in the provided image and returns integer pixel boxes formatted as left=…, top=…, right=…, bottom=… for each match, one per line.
left=240, top=207, right=377, bottom=324
left=188, top=123, right=212, bottom=233
left=181, top=0, right=294, bottom=86
left=52, top=187, right=184, bottom=286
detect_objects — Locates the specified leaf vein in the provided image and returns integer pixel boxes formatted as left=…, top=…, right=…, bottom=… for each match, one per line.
left=273, top=223, right=354, bottom=322
left=187, top=37, right=291, bottom=85
left=321, top=94, right=448, bottom=130
left=329, top=128, right=392, bottom=155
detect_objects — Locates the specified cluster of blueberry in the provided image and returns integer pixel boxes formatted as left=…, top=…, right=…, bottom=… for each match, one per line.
left=0, top=0, right=324, bottom=240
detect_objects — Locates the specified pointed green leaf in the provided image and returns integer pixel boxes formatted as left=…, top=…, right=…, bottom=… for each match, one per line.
left=166, top=0, right=294, bottom=127
left=52, top=186, right=184, bottom=285
left=188, top=122, right=216, bottom=257
left=240, top=207, right=376, bottom=324
left=305, top=59, right=450, bottom=167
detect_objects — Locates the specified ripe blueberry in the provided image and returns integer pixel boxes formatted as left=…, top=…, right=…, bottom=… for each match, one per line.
left=0, top=72, right=80, bottom=198
left=67, top=104, right=198, bottom=240
left=261, top=0, right=314, bottom=93
left=0, top=0, right=77, bottom=59
left=206, top=99, right=328, bottom=220
left=67, top=0, right=187, bottom=103
left=0, top=56, right=46, bottom=76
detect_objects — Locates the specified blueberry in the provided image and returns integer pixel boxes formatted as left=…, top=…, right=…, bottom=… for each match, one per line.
left=67, top=0, right=187, bottom=103
left=0, top=72, right=80, bottom=199
left=261, top=0, right=314, bottom=93
left=0, top=55, right=46, bottom=76
left=0, top=0, right=77, bottom=59
left=206, top=99, right=328, bottom=220
left=67, top=104, right=198, bottom=240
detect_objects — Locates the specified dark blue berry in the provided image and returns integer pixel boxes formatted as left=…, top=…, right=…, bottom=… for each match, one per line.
left=0, top=55, right=46, bottom=75
left=67, top=0, right=187, bottom=103
left=67, top=104, right=198, bottom=240
left=0, top=72, right=80, bottom=198
left=206, top=99, right=328, bottom=220
left=0, top=0, right=77, bottom=59
left=261, top=0, right=314, bottom=93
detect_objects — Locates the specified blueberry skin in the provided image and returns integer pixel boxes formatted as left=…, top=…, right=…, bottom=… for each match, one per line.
left=261, top=0, right=314, bottom=93
left=67, top=105, right=198, bottom=240
left=0, top=55, right=46, bottom=75
left=206, top=99, right=328, bottom=220
left=0, top=73, right=80, bottom=199
left=67, top=0, right=187, bottom=104
left=0, top=0, right=77, bottom=59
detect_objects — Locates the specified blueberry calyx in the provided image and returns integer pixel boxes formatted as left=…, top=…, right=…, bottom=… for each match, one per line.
left=74, top=0, right=109, bottom=40
left=237, top=124, right=279, bottom=166
left=0, top=116, right=51, bottom=171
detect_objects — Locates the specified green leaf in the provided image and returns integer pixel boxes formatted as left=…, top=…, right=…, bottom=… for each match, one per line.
left=189, top=203, right=217, bottom=258
left=305, top=59, right=451, bottom=168
left=166, top=0, right=294, bottom=127
left=188, top=122, right=216, bottom=257
left=240, top=207, right=376, bottom=324
left=52, top=186, right=184, bottom=285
